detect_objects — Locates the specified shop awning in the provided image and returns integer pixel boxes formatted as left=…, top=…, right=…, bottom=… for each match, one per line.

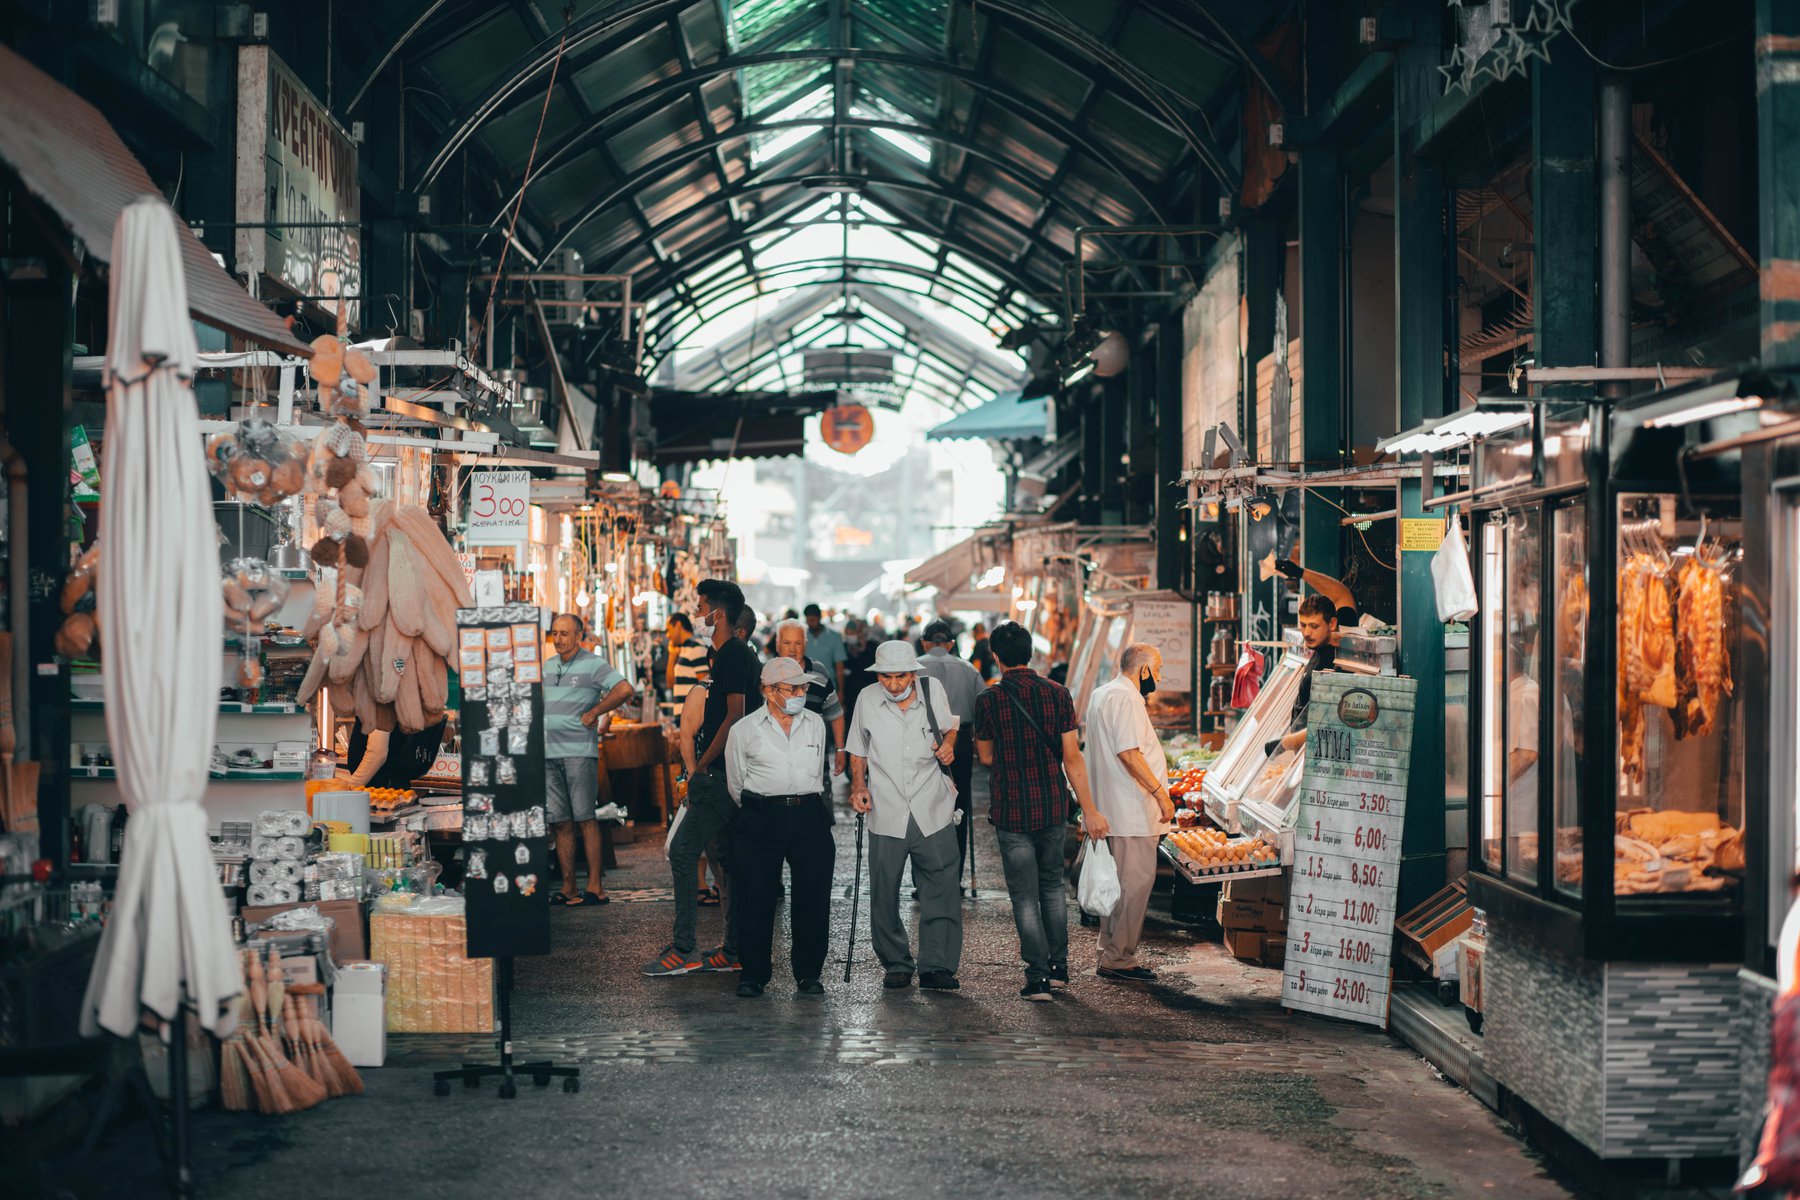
left=0, top=44, right=308, bottom=356
left=926, top=392, right=1048, bottom=442
left=904, top=525, right=1011, bottom=597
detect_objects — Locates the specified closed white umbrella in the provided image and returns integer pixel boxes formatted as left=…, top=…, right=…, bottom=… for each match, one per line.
left=81, top=195, right=240, bottom=1039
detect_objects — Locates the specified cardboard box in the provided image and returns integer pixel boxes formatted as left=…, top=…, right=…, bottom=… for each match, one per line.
left=370, top=912, right=494, bottom=1033
left=1260, top=934, right=1287, bottom=966
left=1226, top=929, right=1264, bottom=960
left=1222, top=875, right=1285, bottom=904
left=333, top=961, right=387, bottom=1067
left=1217, top=898, right=1288, bottom=933
left=240, top=898, right=366, bottom=963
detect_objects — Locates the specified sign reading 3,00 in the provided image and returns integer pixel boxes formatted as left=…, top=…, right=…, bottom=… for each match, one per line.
left=466, top=470, right=531, bottom=545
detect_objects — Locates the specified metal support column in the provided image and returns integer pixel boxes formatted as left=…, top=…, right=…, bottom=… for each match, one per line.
left=1098, top=376, right=1127, bottom=526
left=1078, top=385, right=1105, bottom=526
left=1298, top=6, right=1344, bottom=580
left=1154, top=319, right=1186, bottom=591
left=1599, top=75, right=1631, bottom=394
left=1758, top=0, right=1800, bottom=362
left=1394, top=0, right=1449, bottom=910
left=1, top=204, right=74, bottom=868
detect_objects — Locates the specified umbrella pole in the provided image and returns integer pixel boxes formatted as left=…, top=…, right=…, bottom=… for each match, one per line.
left=166, top=1004, right=192, bottom=1200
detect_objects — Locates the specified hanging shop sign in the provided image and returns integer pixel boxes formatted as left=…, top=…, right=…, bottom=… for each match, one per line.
left=466, top=470, right=531, bottom=545
left=820, top=404, right=875, bottom=455
left=1130, top=599, right=1193, bottom=693
left=1281, top=673, right=1417, bottom=1028
left=234, top=46, right=362, bottom=326
left=1399, top=518, right=1446, bottom=553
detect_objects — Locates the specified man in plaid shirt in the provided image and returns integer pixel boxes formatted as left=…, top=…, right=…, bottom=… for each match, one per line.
left=972, top=621, right=1106, bottom=1001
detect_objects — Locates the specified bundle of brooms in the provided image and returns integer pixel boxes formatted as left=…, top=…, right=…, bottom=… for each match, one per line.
left=218, top=947, right=360, bottom=1112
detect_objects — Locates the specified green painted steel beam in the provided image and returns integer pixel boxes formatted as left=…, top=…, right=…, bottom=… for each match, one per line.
left=1393, top=0, right=1449, bottom=913
left=1759, top=0, right=1800, bottom=361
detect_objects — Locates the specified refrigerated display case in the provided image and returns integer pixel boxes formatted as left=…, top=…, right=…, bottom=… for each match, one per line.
left=1199, top=647, right=1310, bottom=855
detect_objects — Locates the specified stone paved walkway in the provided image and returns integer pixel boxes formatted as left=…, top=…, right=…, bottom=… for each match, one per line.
left=24, top=776, right=1583, bottom=1200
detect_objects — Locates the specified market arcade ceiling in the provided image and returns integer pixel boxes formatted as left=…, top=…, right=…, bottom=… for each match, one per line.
left=353, top=0, right=1274, bottom=410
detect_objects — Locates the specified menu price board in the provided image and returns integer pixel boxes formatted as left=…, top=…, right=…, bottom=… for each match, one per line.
left=458, top=604, right=550, bottom=959
left=1130, top=599, right=1194, bottom=693
left=1280, top=673, right=1417, bottom=1028
left=465, top=470, right=531, bottom=545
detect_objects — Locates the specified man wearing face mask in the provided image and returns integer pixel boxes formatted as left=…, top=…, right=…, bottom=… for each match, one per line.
left=724, top=658, right=835, bottom=997
left=846, top=641, right=962, bottom=990
left=1083, top=643, right=1176, bottom=981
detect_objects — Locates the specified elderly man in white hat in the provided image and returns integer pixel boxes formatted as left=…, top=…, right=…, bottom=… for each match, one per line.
left=725, top=657, right=836, bottom=998
left=846, top=640, right=963, bottom=990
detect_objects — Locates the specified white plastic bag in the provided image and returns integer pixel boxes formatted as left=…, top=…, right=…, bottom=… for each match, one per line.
left=1077, top=837, right=1122, bottom=917
left=1431, top=512, right=1479, bottom=622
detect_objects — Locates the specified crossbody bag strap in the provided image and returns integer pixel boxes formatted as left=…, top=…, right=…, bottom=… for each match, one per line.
left=1001, top=681, right=1062, bottom=757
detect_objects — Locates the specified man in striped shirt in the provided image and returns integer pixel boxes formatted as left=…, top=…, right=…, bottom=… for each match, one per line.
left=545, top=612, right=635, bottom=907
left=667, top=612, right=710, bottom=703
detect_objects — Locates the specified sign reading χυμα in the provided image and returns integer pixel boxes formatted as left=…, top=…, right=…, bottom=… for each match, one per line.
left=466, top=470, right=531, bottom=545
left=1281, top=673, right=1417, bottom=1028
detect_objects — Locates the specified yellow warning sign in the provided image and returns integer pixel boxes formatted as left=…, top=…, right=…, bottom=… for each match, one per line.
left=1399, top=518, right=1445, bottom=553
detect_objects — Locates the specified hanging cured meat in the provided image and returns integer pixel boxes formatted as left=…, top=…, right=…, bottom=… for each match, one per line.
left=1674, top=555, right=1733, bottom=738
left=1617, top=551, right=1677, bottom=779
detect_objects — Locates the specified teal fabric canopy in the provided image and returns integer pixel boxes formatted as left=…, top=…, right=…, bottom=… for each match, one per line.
left=926, top=392, right=1047, bottom=441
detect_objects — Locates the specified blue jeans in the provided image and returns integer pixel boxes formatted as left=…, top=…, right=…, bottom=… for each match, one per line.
left=997, top=824, right=1068, bottom=985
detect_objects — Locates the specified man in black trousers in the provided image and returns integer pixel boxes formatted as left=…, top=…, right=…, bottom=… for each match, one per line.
left=723, top=657, right=836, bottom=997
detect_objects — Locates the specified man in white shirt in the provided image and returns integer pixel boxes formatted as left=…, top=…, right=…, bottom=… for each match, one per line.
left=847, top=641, right=962, bottom=990
left=1084, top=643, right=1176, bottom=982
left=725, top=657, right=834, bottom=998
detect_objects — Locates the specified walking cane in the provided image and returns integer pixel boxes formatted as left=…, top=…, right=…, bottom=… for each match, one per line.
left=843, top=813, right=865, bottom=983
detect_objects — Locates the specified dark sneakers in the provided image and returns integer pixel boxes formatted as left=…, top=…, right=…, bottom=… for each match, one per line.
left=698, top=946, right=741, bottom=972
left=1048, top=963, right=1069, bottom=989
left=736, top=980, right=765, bottom=998
left=1098, top=965, right=1158, bottom=982
left=1020, top=980, right=1054, bottom=1002
left=641, top=945, right=701, bottom=976
left=919, top=971, right=960, bottom=991
left=883, top=970, right=913, bottom=989
left=796, top=978, right=825, bottom=994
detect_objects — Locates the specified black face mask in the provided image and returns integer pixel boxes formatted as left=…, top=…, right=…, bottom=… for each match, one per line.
left=1138, top=671, right=1157, bottom=697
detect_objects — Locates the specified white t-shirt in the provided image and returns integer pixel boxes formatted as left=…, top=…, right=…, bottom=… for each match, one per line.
left=1084, top=674, right=1169, bottom=838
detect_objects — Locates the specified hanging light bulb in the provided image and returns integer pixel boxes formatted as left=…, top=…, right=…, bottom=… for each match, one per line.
left=576, top=589, right=591, bottom=608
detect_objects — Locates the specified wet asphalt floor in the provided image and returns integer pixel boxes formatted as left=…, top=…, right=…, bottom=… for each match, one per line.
left=28, top=775, right=1580, bottom=1200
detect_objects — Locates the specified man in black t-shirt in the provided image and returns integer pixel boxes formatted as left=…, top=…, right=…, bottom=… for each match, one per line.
left=1268, top=578, right=1360, bottom=756
left=643, top=579, right=762, bottom=978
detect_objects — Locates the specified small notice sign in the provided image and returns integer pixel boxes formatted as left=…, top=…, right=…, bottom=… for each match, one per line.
left=466, top=470, right=530, bottom=545
left=1281, top=673, right=1418, bottom=1028
left=1399, top=517, right=1445, bottom=553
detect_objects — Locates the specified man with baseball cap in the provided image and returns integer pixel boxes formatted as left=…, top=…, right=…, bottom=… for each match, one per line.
left=724, top=657, right=836, bottom=997
left=846, top=640, right=963, bottom=990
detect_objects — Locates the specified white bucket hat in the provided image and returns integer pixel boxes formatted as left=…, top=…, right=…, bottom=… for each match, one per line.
left=761, top=657, right=825, bottom=687
left=866, top=640, right=921, bottom=674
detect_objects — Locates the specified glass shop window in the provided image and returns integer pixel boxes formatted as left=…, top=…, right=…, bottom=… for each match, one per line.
left=1502, top=512, right=1543, bottom=887
left=1614, top=494, right=1744, bottom=898
left=1551, top=504, right=1587, bottom=897
left=1479, top=518, right=1506, bottom=874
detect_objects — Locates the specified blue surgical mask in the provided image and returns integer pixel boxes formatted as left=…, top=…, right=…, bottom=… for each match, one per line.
left=884, top=684, right=914, bottom=704
left=781, top=695, right=806, bottom=715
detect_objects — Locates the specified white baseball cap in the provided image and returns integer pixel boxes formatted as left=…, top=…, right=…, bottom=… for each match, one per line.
left=761, top=657, right=825, bottom=687
left=866, top=640, right=922, bottom=674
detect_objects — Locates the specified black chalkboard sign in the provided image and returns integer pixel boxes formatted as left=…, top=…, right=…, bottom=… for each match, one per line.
left=456, top=605, right=550, bottom=959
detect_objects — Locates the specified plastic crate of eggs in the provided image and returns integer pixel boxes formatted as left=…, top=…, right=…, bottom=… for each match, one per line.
left=366, top=787, right=417, bottom=815
left=1165, top=827, right=1279, bottom=874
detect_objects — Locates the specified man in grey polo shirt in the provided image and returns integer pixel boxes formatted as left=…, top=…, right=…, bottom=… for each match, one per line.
left=544, top=612, right=635, bottom=907
left=846, top=641, right=963, bottom=990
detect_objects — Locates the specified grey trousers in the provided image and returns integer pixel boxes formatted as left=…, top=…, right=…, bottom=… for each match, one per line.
left=867, top=814, right=963, bottom=975
left=1097, top=834, right=1159, bottom=970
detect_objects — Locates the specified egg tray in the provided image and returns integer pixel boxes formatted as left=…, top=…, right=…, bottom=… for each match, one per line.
left=1159, top=835, right=1281, bottom=883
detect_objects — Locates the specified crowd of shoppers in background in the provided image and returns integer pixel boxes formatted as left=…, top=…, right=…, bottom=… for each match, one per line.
left=589, top=582, right=1176, bottom=1001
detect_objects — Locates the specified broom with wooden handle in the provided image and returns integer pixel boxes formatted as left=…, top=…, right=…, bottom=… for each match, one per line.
left=287, top=984, right=362, bottom=1097
left=217, top=988, right=254, bottom=1113
left=247, top=949, right=323, bottom=1111
left=239, top=951, right=289, bottom=1113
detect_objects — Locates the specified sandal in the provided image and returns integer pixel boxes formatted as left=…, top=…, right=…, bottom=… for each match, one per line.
left=697, top=887, right=721, bottom=907
left=550, top=892, right=572, bottom=906
left=582, top=890, right=610, bottom=906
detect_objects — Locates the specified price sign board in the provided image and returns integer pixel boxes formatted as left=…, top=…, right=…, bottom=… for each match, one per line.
left=466, top=470, right=530, bottom=545
left=1130, top=599, right=1194, bottom=692
left=1281, top=673, right=1417, bottom=1027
